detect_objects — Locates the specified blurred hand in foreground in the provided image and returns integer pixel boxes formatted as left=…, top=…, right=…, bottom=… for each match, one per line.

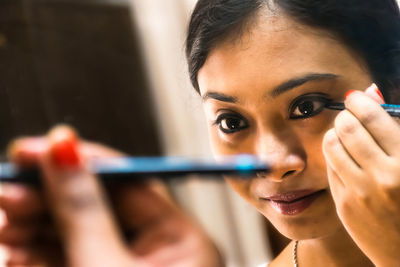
left=0, top=125, right=223, bottom=267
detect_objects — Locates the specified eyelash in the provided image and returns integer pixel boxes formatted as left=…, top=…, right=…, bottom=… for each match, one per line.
left=213, top=94, right=332, bottom=135
left=213, top=113, right=248, bottom=134
left=288, top=94, right=332, bottom=119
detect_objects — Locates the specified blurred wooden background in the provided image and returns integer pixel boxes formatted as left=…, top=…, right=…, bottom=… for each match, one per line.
left=0, top=0, right=161, bottom=156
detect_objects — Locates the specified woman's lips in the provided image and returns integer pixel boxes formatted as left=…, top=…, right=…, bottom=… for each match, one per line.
left=262, top=189, right=325, bottom=215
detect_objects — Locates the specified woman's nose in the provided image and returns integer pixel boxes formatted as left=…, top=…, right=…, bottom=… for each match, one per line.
left=257, top=155, right=305, bottom=182
left=255, top=136, right=306, bottom=182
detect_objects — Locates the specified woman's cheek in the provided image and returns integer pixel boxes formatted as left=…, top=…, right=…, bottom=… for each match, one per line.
left=292, top=111, right=336, bottom=136
left=209, top=128, right=252, bottom=155
left=209, top=132, right=233, bottom=156
left=207, top=125, right=227, bottom=155
left=294, top=116, right=332, bottom=183
left=307, top=137, right=330, bottom=184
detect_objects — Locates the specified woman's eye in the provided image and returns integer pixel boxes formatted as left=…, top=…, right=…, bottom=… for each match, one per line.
left=214, top=114, right=248, bottom=134
left=289, top=95, right=329, bottom=119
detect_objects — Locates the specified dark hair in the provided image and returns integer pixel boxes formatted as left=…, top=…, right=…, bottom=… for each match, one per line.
left=186, top=0, right=400, bottom=102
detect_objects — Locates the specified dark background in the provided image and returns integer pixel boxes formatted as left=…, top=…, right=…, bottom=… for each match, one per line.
left=0, top=0, right=162, bottom=157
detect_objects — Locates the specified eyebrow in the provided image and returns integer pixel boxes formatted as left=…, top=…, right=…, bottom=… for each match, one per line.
left=270, top=73, right=339, bottom=98
left=202, top=72, right=339, bottom=103
left=202, top=92, right=237, bottom=103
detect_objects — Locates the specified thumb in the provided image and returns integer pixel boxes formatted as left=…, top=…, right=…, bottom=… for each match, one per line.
left=364, top=83, right=385, bottom=104
left=40, top=126, right=134, bottom=267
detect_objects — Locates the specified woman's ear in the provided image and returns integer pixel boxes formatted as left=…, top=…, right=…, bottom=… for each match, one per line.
left=364, top=83, right=385, bottom=104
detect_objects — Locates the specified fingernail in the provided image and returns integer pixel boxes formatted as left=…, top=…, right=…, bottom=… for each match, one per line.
left=373, top=84, right=384, bottom=102
left=50, top=135, right=80, bottom=169
left=345, top=90, right=356, bottom=100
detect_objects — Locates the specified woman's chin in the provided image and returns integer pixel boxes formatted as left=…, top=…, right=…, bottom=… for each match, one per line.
left=276, top=221, right=344, bottom=241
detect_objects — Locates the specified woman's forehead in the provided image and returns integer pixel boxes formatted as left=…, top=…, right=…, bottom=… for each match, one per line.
left=198, top=15, right=367, bottom=97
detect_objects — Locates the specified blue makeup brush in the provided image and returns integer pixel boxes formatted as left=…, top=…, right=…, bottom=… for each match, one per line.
left=0, top=155, right=270, bottom=184
left=326, top=102, right=400, bottom=117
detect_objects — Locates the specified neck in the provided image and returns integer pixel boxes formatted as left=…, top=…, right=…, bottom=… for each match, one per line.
left=299, top=226, right=373, bottom=267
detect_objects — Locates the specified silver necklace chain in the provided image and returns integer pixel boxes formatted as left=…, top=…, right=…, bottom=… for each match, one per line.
left=293, top=240, right=299, bottom=267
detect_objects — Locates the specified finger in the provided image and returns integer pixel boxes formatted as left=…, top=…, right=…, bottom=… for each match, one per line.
left=345, top=90, right=400, bottom=156
left=326, top=166, right=344, bottom=202
left=325, top=166, right=357, bottom=229
left=334, top=110, right=387, bottom=169
left=364, top=83, right=385, bottom=104
left=2, top=245, right=46, bottom=266
left=7, top=136, right=124, bottom=166
left=322, top=128, right=365, bottom=190
left=7, top=137, right=47, bottom=167
left=0, top=215, right=38, bottom=245
left=0, top=184, right=44, bottom=220
left=40, top=125, right=133, bottom=267
left=0, top=245, right=9, bottom=265
left=111, top=181, right=177, bottom=230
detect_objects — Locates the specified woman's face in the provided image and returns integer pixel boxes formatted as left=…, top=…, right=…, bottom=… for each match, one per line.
left=198, top=14, right=372, bottom=240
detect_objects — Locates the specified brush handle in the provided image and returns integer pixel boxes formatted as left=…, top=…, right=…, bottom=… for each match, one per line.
left=0, top=155, right=270, bottom=185
left=381, top=104, right=400, bottom=117
left=326, top=102, right=400, bottom=117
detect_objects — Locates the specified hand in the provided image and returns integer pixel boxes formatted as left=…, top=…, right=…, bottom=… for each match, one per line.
left=0, top=125, right=223, bottom=267
left=323, top=84, right=400, bottom=266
